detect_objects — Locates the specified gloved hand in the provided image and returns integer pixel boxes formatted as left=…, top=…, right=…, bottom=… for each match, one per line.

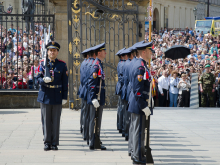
left=92, top=99, right=100, bottom=108
left=62, top=99, right=67, bottom=105
left=43, top=77, right=51, bottom=83
left=151, top=98, right=154, bottom=108
left=142, top=107, right=151, bottom=117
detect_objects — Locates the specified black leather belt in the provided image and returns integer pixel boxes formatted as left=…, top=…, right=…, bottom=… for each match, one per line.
left=44, top=84, right=62, bottom=88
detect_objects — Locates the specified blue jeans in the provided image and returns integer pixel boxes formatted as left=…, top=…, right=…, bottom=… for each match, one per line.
left=169, top=92, right=178, bottom=107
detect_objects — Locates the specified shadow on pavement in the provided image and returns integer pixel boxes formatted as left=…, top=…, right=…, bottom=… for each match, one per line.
left=0, top=111, right=28, bottom=114
left=59, top=128, right=217, bottom=164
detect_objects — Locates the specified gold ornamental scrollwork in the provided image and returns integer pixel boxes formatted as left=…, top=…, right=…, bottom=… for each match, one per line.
left=115, top=74, right=118, bottom=81
left=71, top=102, right=74, bottom=109
left=72, top=0, right=79, bottom=9
left=70, top=69, right=72, bottom=75
left=74, top=52, right=80, bottom=58
left=85, top=11, right=98, bottom=19
left=73, top=37, right=80, bottom=46
left=73, top=15, right=79, bottom=23
left=74, top=60, right=80, bottom=66
left=127, top=2, right=133, bottom=6
left=111, top=14, right=118, bottom=19
left=69, top=20, right=71, bottom=26
left=71, top=0, right=80, bottom=14
left=69, top=42, right=72, bottom=54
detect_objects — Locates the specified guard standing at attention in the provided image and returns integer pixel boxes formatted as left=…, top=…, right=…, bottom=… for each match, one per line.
left=87, top=43, right=107, bottom=150
left=79, top=48, right=90, bottom=135
left=128, top=42, right=153, bottom=164
left=120, top=47, right=132, bottom=139
left=37, top=41, right=68, bottom=151
left=83, top=46, right=96, bottom=144
left=199, top=64, right=216, bottom=107
left=121, top=46, right=134, bottom=141
left=115, top=48, right=126, bottom=132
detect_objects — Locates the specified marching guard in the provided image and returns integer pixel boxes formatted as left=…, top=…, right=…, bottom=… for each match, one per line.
left=37, top=41, right=68, bottom=151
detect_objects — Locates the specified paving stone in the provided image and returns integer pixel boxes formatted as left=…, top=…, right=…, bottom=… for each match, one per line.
left=0, top=107, right=220, bottom=164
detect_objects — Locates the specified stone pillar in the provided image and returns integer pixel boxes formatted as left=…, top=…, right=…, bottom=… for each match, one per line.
left=186, top=7, right=191, bottom=28
left=180, top=7, right=185, bottom=29
left=160, top=4, right=164, bottom=29
left=190, top=73, right=199, bottom=109
left=54, top=12, right=68, bottom=64
left=54, top=4, right=68, bottom=65
left=168, top=5, right=174, bottom=29
left=174, top=6, right=180, bottom=28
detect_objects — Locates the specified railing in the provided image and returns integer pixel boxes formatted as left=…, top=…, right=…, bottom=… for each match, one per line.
left=0, top=13, right=55, bottom=90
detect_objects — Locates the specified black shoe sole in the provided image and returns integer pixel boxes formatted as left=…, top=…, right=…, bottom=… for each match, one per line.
left=125, top=136, right=129, bottom=141
left=44, top=148, right=51, bottom=151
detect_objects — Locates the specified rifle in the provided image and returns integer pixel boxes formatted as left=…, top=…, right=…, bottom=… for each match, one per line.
left=41, top=25, right=51, bottom=79
left=145, top=75, right=154, bottom=164
left=93, top=78, right=102, bottom=149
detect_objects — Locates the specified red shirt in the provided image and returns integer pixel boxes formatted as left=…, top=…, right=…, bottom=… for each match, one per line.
left=18, top=46, right=25, bottom=56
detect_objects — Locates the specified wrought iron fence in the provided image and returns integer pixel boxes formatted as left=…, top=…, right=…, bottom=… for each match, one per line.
left=0, top=13, right=55, bottom=90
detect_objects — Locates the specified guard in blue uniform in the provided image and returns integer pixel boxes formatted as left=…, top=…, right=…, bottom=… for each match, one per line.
left=128, top=42, right=153, bottom=164
left=120, top=48, right=132, bottom=138
left=116, top=49, right=127, bottom=134
left=127, top=43, right=140, bottom=156
left=83, top=46, right=97, bottom=144
left=87, top=43, right=106, bottom=150
left=37, top=41, right=68, bottom=151
left=121, top=46, right=134, bottom=141
left=79, top=48, right=90, bottom=137
left=115, top=48, right=126, bottom=131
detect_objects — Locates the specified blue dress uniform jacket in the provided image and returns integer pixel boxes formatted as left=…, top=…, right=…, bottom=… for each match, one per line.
left=83, top=57, right=96, bottom=101
left=115, top=59, right=123, bottom=95
left=121, top=58, right=131, bottom=101
left=115, top=60, right=125, bottom=95
left=87, top=58, right=105, bottom=106
left=128, top=58, right=151, bottom=115
left=127, top=57, right=138, bottom=101
left=37, top=58, right=68, bottom=105
left=78, top=59, right=88, bottom=98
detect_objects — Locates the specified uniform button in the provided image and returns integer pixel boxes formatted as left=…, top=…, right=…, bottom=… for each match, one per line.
left=60, top=91, right=61, bottom=93
left=52, top=68, right=53, bottom=69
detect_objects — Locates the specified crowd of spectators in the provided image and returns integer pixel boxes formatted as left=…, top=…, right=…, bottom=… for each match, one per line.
left=0, top=23, right=53, bottom=89
left=146, top=27, right=220, bottom=107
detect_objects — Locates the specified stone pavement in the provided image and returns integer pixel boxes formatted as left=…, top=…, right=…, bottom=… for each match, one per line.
left=0, top=107, right=220, bottom=165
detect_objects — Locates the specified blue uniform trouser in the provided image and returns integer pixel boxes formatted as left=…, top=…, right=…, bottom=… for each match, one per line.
left=41, top=103, right=62, bottom=146
left=130, top=113, right=146, bottom=162
left=89, top=105, right=103, bottom=147
left=117, top=96, right=122, bottom=130
left=83, top=102, right=90, bottom=141
left=122, top=100, right=129, bottom=135
left=120, top=98, right=126, bottom=131
left=80, top=99, right=86, bottom=131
